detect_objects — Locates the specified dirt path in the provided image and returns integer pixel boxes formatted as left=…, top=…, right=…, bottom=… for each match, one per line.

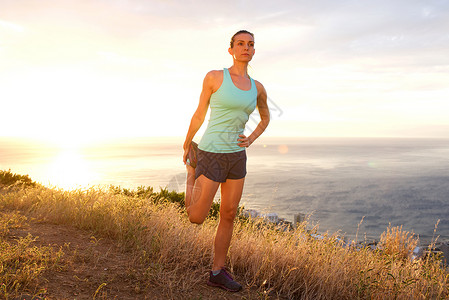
left=6, top=212, right=271, bottom=300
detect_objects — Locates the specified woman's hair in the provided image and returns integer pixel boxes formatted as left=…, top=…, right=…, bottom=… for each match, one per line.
left=230, top=30, right=254, bottom=48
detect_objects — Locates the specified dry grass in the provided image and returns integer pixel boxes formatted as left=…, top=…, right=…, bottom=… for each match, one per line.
left=0, top=211, right=64, bottom=299
left=1, top=178, right=448, bottom=299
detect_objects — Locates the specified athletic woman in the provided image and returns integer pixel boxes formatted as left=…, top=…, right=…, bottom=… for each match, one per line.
left=182, top=30, right=270, bottom=292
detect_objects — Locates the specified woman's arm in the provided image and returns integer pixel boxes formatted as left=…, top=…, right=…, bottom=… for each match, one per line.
left=183, top=71, right=218, bottom=164
left=238, top=80, right=270, bottom=148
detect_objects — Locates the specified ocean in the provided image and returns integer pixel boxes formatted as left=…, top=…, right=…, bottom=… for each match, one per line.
left=1, top=137, right=448, bottom=244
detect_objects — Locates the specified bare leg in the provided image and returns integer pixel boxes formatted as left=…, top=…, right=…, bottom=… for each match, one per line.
left=185, top=165, right=196, bottom=208
left=186, top=174, right=220, bottom=224
left=212, top=177, right=245, bottom=270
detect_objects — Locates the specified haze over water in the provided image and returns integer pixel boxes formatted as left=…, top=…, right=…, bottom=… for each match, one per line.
left=1, top=136, right=448, bottom=244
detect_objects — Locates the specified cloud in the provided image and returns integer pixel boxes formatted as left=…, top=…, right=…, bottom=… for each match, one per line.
left=1, top=0, right=449, bottom=138
left=5, top=0, right=447, bottom=67
left=238, top=0, right=449, bottom=73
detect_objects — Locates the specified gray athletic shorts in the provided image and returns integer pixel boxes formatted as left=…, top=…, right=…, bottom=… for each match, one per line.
left=194, top=149, right=247, bottom=183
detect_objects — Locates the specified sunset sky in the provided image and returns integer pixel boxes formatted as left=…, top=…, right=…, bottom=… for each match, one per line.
left=1, top=0, right=449, bottom=146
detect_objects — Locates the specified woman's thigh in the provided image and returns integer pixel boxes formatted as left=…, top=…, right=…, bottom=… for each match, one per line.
left=219, top=177, right=245, bottom=219
left=189, top=174, right=220, bottom=222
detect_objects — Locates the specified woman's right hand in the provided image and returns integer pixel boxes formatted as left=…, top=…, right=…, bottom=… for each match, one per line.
left=182, top=141, right=190, bottom=165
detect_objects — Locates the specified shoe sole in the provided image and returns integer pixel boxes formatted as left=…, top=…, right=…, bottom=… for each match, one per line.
left=207, top=280, right=242, bottom=292
left=187, top=142, right=198, bottom=168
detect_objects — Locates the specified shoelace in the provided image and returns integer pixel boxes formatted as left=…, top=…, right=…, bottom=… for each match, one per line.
left=221, top=267, right=234, bottom=281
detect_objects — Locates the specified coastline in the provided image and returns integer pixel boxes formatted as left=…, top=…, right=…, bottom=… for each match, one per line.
left=2, top=136, right=449, bottom=244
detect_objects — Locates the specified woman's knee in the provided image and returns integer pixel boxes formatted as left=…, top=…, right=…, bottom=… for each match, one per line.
left=220, top=206, right=238, bottom=223
left=187, top=208, right=207, bottom=224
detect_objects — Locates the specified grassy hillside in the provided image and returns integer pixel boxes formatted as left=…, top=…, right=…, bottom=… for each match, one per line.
left=1, top=170, right=448, bottom=299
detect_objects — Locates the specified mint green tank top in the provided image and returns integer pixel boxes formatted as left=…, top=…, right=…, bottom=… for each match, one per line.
left=199, top=68, right=257, bottom=153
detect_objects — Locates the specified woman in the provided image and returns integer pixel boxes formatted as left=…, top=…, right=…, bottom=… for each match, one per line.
left=183, top=30, right=270, bottom=292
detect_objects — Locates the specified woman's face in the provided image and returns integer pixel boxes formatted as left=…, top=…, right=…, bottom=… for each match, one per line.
left=229, top=33, right=255, bottom=62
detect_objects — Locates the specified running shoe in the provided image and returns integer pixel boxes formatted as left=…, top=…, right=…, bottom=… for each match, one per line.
left=186, top=141, right=198, bottom=168
left=207, top=267, right=242, bottom=292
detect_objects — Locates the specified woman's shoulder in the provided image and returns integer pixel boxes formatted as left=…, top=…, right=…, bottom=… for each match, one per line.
left=203, top=69, right=224, bottom=91
left=253, top=79, right=265, bottom=90
left=205, top=69, right=224, bottom=80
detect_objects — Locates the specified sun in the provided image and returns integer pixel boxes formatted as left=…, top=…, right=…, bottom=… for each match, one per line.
left=47, top=148, right=95, bottom=190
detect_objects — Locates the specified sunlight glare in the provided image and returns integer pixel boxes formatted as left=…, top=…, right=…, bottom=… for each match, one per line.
left=47, top=149, right=94, bottom=190
left=278, top=144, right=289, bottom=154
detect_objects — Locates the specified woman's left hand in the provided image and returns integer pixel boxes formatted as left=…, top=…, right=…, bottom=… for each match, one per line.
left=237, top=134, right=253, bottom=148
